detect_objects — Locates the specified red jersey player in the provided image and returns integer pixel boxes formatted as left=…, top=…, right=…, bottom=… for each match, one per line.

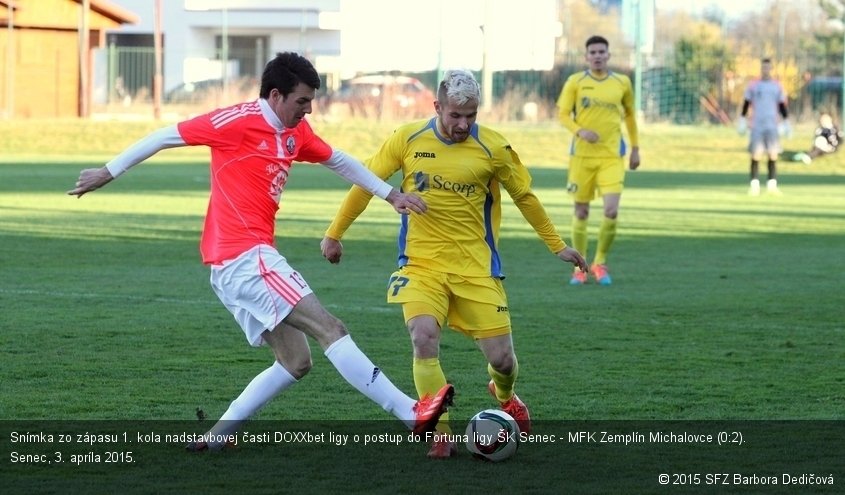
left=68, top=52, right=453, bottom=451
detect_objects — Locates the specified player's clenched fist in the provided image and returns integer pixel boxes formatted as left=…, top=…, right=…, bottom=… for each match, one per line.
left=321, top=237, right=343, bottom=264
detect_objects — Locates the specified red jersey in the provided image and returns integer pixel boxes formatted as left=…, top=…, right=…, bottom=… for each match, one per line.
left=178, top=99, right=333, bottom=264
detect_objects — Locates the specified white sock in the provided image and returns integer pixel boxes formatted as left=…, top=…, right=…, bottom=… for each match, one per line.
left=206, top=361, right=297, bottom=445
left=324, top=335, right=416, bottom=428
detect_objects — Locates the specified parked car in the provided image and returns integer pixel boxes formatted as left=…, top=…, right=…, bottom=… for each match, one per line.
left=164, top=79, right=223, bottom=103
left=327, top=75, right=435, bottom=119
left=164, top=77, right=258, bottom=105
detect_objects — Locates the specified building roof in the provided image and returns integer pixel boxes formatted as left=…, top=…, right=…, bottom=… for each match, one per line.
left=79, top=0, right=139, bottom=24
left=0, top=0, right=139, bottom=26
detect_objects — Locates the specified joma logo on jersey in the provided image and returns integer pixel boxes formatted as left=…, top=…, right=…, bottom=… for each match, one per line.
left=496, top=306, right=509, bottom=313
left=414, top=151, right=436, bottom=158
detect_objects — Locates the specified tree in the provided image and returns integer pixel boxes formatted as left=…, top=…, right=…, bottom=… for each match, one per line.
left=671, top=26, right=731, bottom=123
left=819, top=0, right=845, bottom=119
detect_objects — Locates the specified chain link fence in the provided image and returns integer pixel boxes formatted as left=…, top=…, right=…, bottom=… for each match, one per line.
left=92, top=46, right=840, bottom=124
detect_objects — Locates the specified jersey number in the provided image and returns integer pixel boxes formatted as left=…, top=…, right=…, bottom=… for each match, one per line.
left=387, top=275, right=409, bottom=296
left=289, top=272, right=308, bottom=289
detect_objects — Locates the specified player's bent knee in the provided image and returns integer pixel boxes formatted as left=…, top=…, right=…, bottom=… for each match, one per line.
left=410, top=331, right=440, bottom=356
left=408, top=322, right=440, bottom=356
left=574, top=205, right=590, bottom=219
left=490, top=353, right=516, bottom=376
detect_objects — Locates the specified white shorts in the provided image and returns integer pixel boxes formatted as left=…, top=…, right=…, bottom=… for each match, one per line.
left=210, top=244, right=313, bottom=347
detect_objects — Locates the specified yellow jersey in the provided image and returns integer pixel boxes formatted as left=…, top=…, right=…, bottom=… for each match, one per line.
left=556, top=70, right=639, bottom=158
left=325, top=118, right=566, bottom=278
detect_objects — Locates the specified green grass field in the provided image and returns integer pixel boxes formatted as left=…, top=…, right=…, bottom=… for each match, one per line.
left=1, top=119, right=843, bottom=493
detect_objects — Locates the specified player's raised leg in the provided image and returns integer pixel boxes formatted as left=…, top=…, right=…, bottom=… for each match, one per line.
left=478, top=334, right=531, bottom=434
left=186, top=323, right=308, bottom=452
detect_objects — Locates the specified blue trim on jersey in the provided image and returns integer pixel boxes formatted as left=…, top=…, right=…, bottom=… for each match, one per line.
left=469, top=124, right=493, bottom=158
left=396, top=205, right=409, bottom=267
left=431, top=120, right=485, bottom=147
left=408, top=118, right=437, bottom=143
left=471, top=127, right=500, bottom=276
left=619, top=138, right=626, bottom=157
left=431, top=118, right=450, bottom=144
left=469, top=123, right=480, bottom=140
left=483, top=181, right=504, bottom=278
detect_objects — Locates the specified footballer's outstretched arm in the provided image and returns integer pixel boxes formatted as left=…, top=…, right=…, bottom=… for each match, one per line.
left=321, top=150, right=425, bottom=216
left=511, top=191, right=588, bottom=272
left=67, top=126, right=186, bottom=197
left=320, top=150, right=424, bottom=263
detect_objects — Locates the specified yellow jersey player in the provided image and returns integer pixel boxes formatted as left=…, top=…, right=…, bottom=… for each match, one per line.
left=321, top=69, right=587, bottom=459
left=557, top=35, right=641, bottom=286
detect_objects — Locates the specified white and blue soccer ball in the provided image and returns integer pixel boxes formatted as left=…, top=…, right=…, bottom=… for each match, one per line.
left=465, top=409, right=519, bottom=462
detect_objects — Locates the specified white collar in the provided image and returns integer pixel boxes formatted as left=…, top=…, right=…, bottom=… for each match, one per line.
left=257, top=98, right=284, bottom=130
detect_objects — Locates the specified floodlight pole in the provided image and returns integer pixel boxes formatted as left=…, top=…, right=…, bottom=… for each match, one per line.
left=79, top=0, right=90, bottom=118
left=633, top=0, right=643, bottom=118
left=5, top=0, right=14, bottom=118
left=480, top=0, right=493, bottom=113
left=153, top=0, right=163, bottom=120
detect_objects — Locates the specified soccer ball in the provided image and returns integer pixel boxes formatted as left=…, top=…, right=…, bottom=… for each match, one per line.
left=464, top=409, right=519, bottom=462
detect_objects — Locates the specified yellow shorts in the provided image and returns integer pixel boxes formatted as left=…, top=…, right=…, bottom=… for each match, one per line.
left=566, top=156, right=625, bottom=203
left=386, top=265, right=511, bottom=339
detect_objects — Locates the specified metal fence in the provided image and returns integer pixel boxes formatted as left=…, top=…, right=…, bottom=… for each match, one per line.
left=92, top=46, right=841, bottom=124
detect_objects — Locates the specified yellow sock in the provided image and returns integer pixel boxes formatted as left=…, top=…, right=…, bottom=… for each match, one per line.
left=487, top=359, right=519, bottom=403
left=594, top=217, right=617, bottom=265
left=413, top=357, right=450, bottom=433
left=571, top=217, right=588, bottom=270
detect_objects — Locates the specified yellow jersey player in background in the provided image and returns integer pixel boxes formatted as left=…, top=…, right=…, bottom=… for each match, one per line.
left=321, top=69, right=587, bottom=459
left=557, top=35, right=641, bottom=286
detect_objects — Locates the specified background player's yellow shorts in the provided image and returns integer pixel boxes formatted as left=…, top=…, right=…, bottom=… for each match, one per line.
left=386, top=265, right=511, bottom=339
left=566, top=155, right=625, bottom=203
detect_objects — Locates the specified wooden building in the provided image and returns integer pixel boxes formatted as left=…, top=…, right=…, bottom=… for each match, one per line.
left=0, top=0, right=137, bottom=118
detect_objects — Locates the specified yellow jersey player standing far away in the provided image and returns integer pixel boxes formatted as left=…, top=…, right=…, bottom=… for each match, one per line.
left=557, top=35, right=641, bottom=286
left=321, top=70, right=587, bottom=459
